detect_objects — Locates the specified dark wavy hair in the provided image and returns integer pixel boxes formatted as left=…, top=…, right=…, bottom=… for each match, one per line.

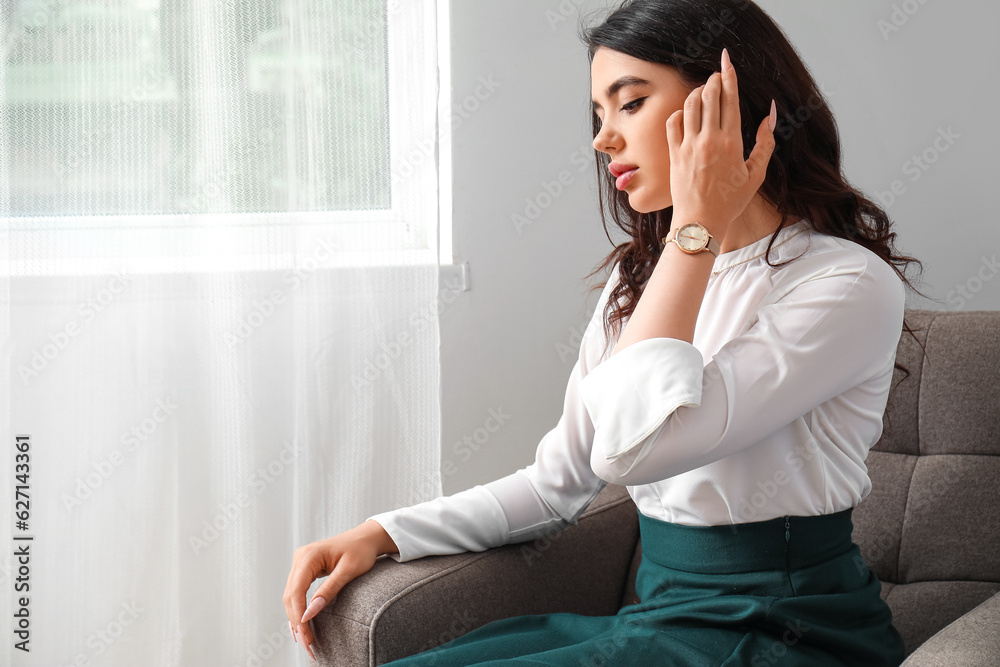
left=578, top=0, right=932, bottom=403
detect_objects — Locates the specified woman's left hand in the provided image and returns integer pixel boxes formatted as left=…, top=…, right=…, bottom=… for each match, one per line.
left=665, top=48, right=777, bottom=242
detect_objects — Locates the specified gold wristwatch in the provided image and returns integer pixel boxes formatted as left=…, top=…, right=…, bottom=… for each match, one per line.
left=663, top=222, right=721, bottom=257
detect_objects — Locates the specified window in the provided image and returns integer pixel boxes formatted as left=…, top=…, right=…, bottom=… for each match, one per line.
left=2, top=0, right=442, bottom=275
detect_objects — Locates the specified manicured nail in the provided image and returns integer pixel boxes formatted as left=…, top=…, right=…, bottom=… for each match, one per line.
left=768, top=99, right=777, bottom=132
left=721, top=48, right=733, bottom=72
left=300, top=595, right=327, bottom=624
left=288, top=620, right=298, bottom=643
left=305, top=641, right=317, bottom=662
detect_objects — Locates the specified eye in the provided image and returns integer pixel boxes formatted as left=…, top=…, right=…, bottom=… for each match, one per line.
left=596, top=97, right=647, bottom=129
left=621, top=97, right=646, bottom=113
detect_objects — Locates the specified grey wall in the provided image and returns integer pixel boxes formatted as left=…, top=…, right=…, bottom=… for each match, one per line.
left=439, top=0, right=998, bottom=496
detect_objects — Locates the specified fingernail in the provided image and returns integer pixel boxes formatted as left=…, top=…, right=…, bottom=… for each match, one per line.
left=768, top=99, right=777, bottom=132
left=721, top=48, right=733, bottom=72
left=288, top=620, right=298, bottom=643
left=300, top=595, right=327, bottom=624
left=305, top=641, right=317, bottom=662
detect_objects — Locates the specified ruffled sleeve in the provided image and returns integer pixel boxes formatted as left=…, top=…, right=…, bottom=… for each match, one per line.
left=578, top=250, right=905, bottom=486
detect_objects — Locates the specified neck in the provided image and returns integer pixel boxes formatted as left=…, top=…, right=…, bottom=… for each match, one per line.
left=718, top=196, right=787, bottom=255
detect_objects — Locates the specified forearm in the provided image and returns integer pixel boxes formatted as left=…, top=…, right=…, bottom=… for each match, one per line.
left=612, top=224, right=715, bottom=355
left=360, top=519, right=399, bottom=557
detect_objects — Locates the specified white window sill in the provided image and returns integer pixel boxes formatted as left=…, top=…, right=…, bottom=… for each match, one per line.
left=1, top=212, right=467, bottom=290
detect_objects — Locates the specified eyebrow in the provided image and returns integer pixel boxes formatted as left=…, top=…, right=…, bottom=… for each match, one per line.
left=591, top=75, right=653, bottom=110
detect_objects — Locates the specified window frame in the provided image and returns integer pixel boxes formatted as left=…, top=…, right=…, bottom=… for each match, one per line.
left=1, top=0, right=445, bottom=277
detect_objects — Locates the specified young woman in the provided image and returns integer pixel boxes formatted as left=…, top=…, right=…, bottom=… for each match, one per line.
left=284, top=1, right=925, bottom=664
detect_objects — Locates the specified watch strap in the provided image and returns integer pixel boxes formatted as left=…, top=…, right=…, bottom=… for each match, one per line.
left=706, top=235, right=721, bottom=257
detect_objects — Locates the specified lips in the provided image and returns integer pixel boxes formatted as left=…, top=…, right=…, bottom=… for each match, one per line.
left=615, top=168, right=638, bottom=191
left=609, top=162, right=639, bottom=191
left=608, top=162, right=639, bottom=178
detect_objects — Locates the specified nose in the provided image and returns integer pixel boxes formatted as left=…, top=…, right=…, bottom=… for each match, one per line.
left=593, top=117, right=621, bottom=155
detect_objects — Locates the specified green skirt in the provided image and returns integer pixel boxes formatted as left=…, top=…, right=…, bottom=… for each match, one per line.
left=382, top=507, right=906, bottom=666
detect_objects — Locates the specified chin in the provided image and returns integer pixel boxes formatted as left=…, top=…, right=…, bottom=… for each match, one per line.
left=627, top=192, right=671, bottom=215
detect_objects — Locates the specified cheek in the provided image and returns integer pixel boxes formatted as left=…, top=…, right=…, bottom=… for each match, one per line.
left=647, top=121, right=673, bottom=177
left=646, top=116, right=673, bottom=159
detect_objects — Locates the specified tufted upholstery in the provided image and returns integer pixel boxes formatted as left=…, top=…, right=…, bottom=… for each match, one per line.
left=315, top=309, right=1000, bottom=666
left=852, top=310, right=1000, bottom=659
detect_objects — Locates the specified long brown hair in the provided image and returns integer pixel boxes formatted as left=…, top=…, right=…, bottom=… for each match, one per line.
left=578, top=0, right=932, bottom=404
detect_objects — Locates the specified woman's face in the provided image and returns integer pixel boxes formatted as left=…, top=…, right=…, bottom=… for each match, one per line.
left=591, top=47, right=696, bottom=214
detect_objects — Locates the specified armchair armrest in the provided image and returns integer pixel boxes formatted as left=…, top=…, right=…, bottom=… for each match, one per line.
left=311, top=483, right=639, bottom=666
left=901, top=590, right=1000, bottom=666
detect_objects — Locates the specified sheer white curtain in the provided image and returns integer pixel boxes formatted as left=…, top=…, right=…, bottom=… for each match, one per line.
left=0, top=1, right=442, bottom=665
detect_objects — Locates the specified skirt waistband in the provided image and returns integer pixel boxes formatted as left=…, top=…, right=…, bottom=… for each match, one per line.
left=637, top=507, right=856, bottom=574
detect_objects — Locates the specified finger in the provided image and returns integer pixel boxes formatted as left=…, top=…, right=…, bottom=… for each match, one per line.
left=297, top=555, right=362, bottom=650
left=283, top=556, right=309, bottom=635
left=300, top=564, right=350, bottom=624
left=284, top=553, right=331, bottom=647
left=702, top=72, right=722, bottom=131
left=666, top=109, right=683, bottom=151
left=744, top=113, right=777, bottom=190
left=683, top=84, right=703, bottom=139
left=720, top=52, right=741, bottom=135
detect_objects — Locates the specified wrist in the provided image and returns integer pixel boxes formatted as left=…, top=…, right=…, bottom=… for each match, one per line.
left=668, top=211, right=726, bottom=246
left=663, top=220, right=724, bottom=258
left=359, top=519, right=399, bottom=557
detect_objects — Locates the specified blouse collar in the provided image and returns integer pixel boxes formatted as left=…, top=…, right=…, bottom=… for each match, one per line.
left=711, top=219, right=812, bottom=276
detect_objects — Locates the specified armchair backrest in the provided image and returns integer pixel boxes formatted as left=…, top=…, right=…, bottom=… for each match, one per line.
left=852, top=309, right=1000, bottom=652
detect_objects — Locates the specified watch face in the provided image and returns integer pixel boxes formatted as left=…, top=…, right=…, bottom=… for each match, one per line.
left=676, top=223, right=709, bottom=251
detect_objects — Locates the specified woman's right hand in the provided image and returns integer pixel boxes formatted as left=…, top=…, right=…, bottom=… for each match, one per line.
left=283, top=520, right=397, bottom=660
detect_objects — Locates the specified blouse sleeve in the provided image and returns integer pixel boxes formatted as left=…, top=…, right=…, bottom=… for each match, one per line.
left=578, top=250, right=905, bottom=486
left=366, top=277, right=617, bottom=562
left=364, top=484, right=512, bottom=563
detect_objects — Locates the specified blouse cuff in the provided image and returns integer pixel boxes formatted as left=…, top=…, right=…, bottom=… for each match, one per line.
left=365, top=484, right=510, bottom=563
left=579, top=336, right=704, bottom=462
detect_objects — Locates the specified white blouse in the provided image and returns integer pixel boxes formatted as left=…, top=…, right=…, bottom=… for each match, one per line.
left=366, top=219, right=906, bottom=562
